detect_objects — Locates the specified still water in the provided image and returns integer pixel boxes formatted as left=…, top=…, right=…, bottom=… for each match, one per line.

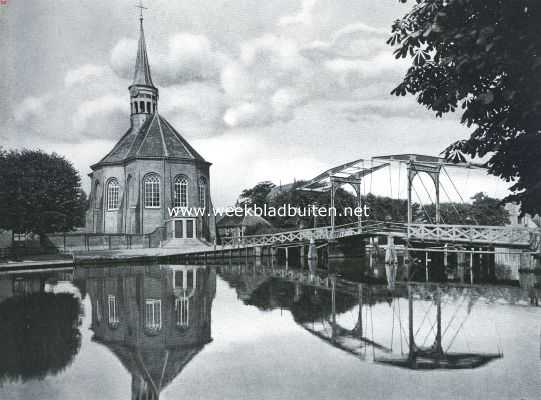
left=0, top=259, right=540, bottom=400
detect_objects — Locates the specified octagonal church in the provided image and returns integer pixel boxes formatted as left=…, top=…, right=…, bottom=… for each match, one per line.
left=86, top=16, right=215, bottom=242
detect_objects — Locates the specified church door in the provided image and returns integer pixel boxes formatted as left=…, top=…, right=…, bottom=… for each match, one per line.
left=175, top=220, right=183, bottom=238
left=186, top=220, right=194, bottom=238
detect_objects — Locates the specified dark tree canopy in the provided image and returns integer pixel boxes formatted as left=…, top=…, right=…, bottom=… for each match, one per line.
left=0, top=292, right=81, bottom=383
left=421, top=192, right=509, bottom=225
left=0, top=149, right=86, bottom=234
left=389, top=0, right=541, bottom=214
left=237, top=181, right=276, bottom=208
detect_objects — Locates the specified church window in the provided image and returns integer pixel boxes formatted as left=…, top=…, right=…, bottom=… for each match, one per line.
left=144, top=174, right=160, bottom=208
left=135, top=102, right=139, bottom=113
left=108, top=294, right=119, bottom=326
left=146, top=102, right=151, bottom=113
left=96, top=300, right=102, bottom=323
left=175, top=298, right=189, bottom=327
left=153, top=103, right=156, bottom=112
left=199, top=177, right=207, bottom=209
left=139, top=100, right=145, bottom=113
left=107, top=179, right=120, bottom=210
left=174, top=176, right=188, bottom=208
left=145, top=299, right=162, bottom=331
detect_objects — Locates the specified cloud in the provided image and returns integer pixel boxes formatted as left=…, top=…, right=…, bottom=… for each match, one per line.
left=160, top=82, right=226, bottom=137
left=110, top=33, right=227, bottom=86
left=13, top=95, right=51, bottom=123
left=278, top=0, right=318, bottom=27
left=110, top=38, right=137, bottom=80
left=64, top=64, right=109, bottom=88
left=72, top=95, right=126, bottom=138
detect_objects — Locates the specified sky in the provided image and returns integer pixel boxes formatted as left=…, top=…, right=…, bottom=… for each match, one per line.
left=0, top=0, right=511, bottom=207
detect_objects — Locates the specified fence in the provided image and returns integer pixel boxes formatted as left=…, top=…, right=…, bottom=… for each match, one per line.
left=45, top=225, right=168, bottom=253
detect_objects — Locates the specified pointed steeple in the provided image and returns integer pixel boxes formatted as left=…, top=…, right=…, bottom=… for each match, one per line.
left=133, top=17, right=155, bottom=87
left=128, top=4, right=158, bottom=127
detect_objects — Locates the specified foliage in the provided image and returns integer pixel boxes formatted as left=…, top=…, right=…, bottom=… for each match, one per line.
left=237, top=181, right=276, bottom=208
left=0, top=292, right=81, bottom=383
left=420, top=192, right=509, bottom=225
left=0, top=149, right=86, bottom=235
left=389, top=0, right=541, bottom=214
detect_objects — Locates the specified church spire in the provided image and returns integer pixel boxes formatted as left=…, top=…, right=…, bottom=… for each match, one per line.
left=133, top=16, right=154, bottom=87
left=129, top=1, right=158, bottom=123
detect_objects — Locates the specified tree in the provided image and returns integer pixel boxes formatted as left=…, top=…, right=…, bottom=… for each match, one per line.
left=237, top=181, right=276, bottom=208
left=389, top=0, right=541, bottom=214
left=0, top=149, right=85, bottom=238
left=0, top=292, right=81, bottom=383
left=421, top=192, right=509, bottom=225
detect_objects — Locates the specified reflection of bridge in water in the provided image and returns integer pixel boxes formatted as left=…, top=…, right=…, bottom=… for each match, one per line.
left=218, top=263, right=519, bottom=370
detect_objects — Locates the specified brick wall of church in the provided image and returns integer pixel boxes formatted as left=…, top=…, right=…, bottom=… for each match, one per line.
left=86, top=159, right=212, bottom=237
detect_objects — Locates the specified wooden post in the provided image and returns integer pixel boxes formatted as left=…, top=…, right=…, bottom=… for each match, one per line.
left=408, top=284, right=415, bottom=353
left=425, top=251, right=429, bottom=282
left=470, top=250, right=474, bottom=285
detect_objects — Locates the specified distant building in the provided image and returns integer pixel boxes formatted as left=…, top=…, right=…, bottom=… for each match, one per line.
left=85, top=15, right=215, bottom=242
left=216, top=214, right=273, bottom=240
left=495, top=203, right=540, bottom=280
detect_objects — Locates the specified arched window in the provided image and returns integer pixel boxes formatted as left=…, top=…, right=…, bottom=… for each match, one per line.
left=175, top=297, right=189, bottom=328
left=139, top=100, right=144, bottom=113
left=146, top=102, right=151, bottom=113
left=108, top=294, right=119, bottom=326
left=174, top=176, right=188, bottom=208
left=145, top=299, right=162, bottom=331
left=199, top=177, right=207, bottom=209
left=96, top=300, right=102, bottom=323
left=134, top=102, right=139, bottom=113
left=144, top=174, right=160, bottom=208
left=107, top=179, right=120, bottom=210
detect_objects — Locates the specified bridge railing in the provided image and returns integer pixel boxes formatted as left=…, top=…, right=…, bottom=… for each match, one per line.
left=220, top=220, right=407, bottom=247
left=221, top=219, right=540, bottom=249
left=220, top=221, right=364, bottom=247
left=407, top=223, right=535, bottom=247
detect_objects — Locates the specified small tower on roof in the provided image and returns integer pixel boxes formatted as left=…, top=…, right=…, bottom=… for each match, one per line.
left=129, top=2, right=158, bottom=128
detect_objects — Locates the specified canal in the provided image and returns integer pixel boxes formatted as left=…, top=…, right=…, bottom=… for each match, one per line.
left=0, top=258, right=539, bottom=400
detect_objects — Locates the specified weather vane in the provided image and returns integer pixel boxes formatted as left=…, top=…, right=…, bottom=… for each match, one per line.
left=135, top=0, right=147, bottom=20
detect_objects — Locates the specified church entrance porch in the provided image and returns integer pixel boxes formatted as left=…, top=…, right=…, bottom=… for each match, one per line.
left=170, top=218, right=197, bottom=239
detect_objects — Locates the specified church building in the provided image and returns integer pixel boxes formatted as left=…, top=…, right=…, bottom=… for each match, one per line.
left=86, top=14, right=215, bottom=242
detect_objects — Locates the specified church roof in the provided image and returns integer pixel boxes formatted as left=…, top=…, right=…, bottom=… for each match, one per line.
left=132, top=19, right=154, bottom=87
left=92, top=113, right=208, bottom=169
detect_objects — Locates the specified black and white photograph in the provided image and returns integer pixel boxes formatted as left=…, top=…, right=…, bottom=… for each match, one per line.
left=0, top=1, right=540, bottom=399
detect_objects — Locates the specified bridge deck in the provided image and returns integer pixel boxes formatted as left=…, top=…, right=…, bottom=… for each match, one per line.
left=222, top=221, right=538, bottom=250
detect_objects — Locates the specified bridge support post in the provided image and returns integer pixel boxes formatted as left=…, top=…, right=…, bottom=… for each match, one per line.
left=425, top=251, right=430, bottom=282
left=330, top=180, right=336, bottom=239
left=299, top=245, right=305, bottom=266
left=285, top=247, right=289, bottom=268
left=457, top=252, right=465, bottom=283
left=470, top=250, right=474, bottom=285
left=308, top=238, right=317, bottom=261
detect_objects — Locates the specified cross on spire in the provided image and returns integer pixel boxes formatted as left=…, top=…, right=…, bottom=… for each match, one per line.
left=135, top=0, right=147, bottom=21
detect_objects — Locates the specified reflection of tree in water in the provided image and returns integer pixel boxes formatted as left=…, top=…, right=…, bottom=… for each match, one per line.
left=0, top=292, right=81, bottom=383
left=244, top=278, right=358, bottom=323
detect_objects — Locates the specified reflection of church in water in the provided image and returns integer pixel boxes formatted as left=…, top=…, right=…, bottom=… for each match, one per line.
left=77, top=265, right=216, bottom=399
